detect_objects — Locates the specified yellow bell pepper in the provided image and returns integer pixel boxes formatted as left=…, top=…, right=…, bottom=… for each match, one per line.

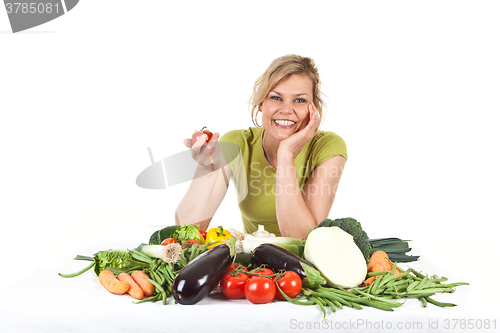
left=205, top=226, right=234, bottom=249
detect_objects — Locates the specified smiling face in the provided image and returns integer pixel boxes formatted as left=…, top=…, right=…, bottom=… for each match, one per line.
left=260, top=73, right=314, bottom=141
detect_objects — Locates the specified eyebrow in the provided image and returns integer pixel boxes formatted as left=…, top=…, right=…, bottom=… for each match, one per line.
left=270, top=91, right=311, bottom=97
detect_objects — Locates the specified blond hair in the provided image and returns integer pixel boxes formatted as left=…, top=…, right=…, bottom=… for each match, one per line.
left=249, top=54, right=325, bottom=128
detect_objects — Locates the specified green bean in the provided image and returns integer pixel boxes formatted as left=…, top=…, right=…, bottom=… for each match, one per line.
left=406, top=280, right=420, bottom=292
left=310, top=296, right=327, bottom=317
left=188, top=244, right=199, bottom=261
left=419, top=296, right=428, bottom=308
left=409, top=268, right=425, bottom=279
left=318, top=286, right=356, bottom=298
left=277, top=284, right=315, bottom=305
left=413, top=276, right=429, bottom=290
left=129, top=250, right=154, bottom=264
left=428, top=277, right=448, bottom=284
left=144, top=277, right=167, bottom=303
left=133, top=293, right=161, bottom=304
left=314, top=291, right=366, bottom=310
left=352, top=289, right=403, bottom=308
left=424, top=296, right=456, bottom=307
left=370, top=275, right=383, bottom=295
left=323, top=298, right=337, bottom=313
left=404, top=287, right=453, bottom=295
left=124, top=265, right=146, bottom=275
left=367, top=270, right=389, bottom=277
left=376, top=272, right=409, bottom=292
left=150, top=269, right=165, bottom=287
left=310, top=291, right=354, bottom=308
left=389, top=278, right=412, bottom=288
left=58, top=261, right=96, bottom=278
left=288, top=300, right=317, bottom=306
left=359, top=300, right=394, bottom=311
left=423, top=282, right=469, bottom=289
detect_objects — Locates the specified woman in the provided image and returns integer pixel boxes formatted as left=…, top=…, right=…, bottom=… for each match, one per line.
left=175, top=54, right=347, bottom=239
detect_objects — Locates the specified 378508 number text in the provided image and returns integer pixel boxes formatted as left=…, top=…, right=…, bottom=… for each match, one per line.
left=444, top=319, right=496, bottom=330
left=5, top=2, right=60, bottom=14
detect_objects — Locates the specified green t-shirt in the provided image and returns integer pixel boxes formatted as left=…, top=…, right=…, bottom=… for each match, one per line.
left=219, top=127, right=347, bottom=236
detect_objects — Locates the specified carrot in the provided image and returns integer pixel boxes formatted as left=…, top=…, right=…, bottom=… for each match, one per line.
left=364, top=276, right=376, bottom=286
left=131, top=270, right=155, bottom=297
left=117, top=272, right=144, bottom=300
left=98, top=270, right=129, bottom=295
left=364, top=250, right=402, bottom=286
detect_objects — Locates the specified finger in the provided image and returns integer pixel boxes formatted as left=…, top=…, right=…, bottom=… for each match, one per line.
left=191, top=134, right=208, bottom=153
left=183, top=138, right=193, bottom=148
left=309, top=102, right=317, bottom=113
left=305, top=107, right=317, bottom=132
left=208, top=132, right=219, bottom=143
left=308, top=104, right=320, bottom=129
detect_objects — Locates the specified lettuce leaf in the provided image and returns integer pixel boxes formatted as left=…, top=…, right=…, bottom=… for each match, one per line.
left=171, top=224, right=205, bottom=243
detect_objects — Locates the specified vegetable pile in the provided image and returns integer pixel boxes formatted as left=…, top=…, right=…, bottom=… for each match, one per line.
left=59, top=218, right=468, bottom=315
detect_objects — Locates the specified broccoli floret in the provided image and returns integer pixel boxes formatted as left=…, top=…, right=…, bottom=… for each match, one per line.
left=316, top=217, right=372, bottom=262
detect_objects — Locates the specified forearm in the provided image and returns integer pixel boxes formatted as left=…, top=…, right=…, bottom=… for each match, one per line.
left=175, top=164, right=229, bottom=231
left=275, top=153, right=316, bottom=238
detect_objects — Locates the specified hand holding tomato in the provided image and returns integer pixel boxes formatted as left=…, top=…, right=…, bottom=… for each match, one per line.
left=191, top=127, right=213, bottom=146
left=183, top=127, right=223, bottom=170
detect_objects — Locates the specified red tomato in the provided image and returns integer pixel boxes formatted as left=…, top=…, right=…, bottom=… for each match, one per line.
left=249, top=267, right=274, bottom=279
left=160, top=238, right=180, bottom=246
left=226, top=262, right=249, bottom=273
left=244, top=277, right=276, bottom=304
left=191, top=127, right=213, bottom=145
left=181, top=240, right=201, bottom=248
left=275, top=271, right=302, bottom=301
left=220, top=271, right=249, bottom=299
left=199, top=230, right=207, bottom=240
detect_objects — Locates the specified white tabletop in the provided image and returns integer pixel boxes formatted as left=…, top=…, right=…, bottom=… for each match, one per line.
left=0, top=239, right=493, bottom=333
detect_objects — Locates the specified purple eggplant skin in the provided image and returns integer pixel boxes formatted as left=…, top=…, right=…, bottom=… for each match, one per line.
left=251, top=243, right=315, bottom=279
left=172, top=244, right=233, bottom=305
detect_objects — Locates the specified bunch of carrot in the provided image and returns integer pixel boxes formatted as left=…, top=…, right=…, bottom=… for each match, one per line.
left=98, top=270, right=155, bottom=300
left=364, top=250, right=402, bottom=286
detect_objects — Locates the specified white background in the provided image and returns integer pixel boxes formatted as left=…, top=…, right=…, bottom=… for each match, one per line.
left=1, top=0, right=499, bottom=328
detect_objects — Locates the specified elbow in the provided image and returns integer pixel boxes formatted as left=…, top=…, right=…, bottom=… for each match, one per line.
left=174, top=211, right=181, bottom=226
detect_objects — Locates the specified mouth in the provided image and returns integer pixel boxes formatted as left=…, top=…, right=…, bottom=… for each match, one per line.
left=273, top=119, right=297, bottom=129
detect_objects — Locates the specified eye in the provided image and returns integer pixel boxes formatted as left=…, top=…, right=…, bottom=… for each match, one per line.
left=295, top=98, right=307, bottom=103
left=270, top=95, right=282, bottom=101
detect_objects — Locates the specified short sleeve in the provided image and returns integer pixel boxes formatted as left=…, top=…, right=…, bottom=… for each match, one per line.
left=310, top=131, right=348, bottom=167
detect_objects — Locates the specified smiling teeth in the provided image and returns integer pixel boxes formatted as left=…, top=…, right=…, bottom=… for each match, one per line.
left=275, top=120, right=296, bottom=126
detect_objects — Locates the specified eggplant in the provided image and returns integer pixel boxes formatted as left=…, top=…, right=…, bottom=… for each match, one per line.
left=172, top=243, right=233, bottom=305
left=251, top=243, right=326, bottom=288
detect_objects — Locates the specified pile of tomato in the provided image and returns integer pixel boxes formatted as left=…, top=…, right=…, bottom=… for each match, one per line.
left=220, top=263, right=302, bottom=304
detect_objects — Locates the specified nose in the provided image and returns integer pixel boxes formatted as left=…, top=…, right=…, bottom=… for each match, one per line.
left=279, top=101, right=294, bottom=114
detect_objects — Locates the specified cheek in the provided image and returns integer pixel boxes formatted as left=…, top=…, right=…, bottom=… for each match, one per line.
left=298, top=110, right=310, bottom=127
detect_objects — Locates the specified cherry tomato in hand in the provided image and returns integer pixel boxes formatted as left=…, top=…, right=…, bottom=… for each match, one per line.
left=244, top=277, right=276, bottom=304
left=191, top=127, right=213, bottom=145
left=275, top=271, right=302, bottom=301
left=220, top=271, right=249, bottom=299
left=160, top=238, right=180, bottom=246
left=249, top=267, right=274, bottom=279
